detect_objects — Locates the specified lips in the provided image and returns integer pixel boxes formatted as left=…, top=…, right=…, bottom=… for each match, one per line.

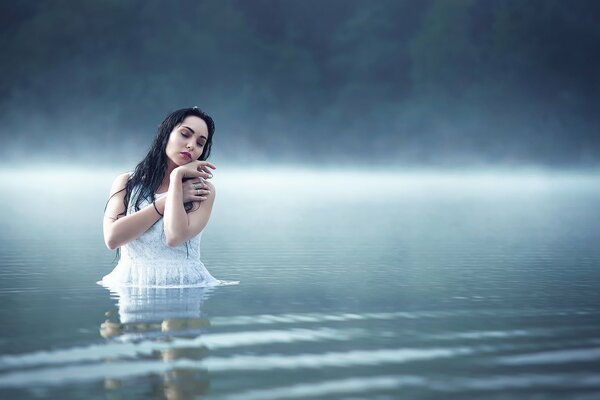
left=180, top=152, right=192, bottom=160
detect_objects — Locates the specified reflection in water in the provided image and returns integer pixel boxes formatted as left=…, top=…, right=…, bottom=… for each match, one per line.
left=100, top=285, right=214, bottom=399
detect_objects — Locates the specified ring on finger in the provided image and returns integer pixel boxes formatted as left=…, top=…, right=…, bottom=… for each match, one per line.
left=196, top=189, right=200, bottom=195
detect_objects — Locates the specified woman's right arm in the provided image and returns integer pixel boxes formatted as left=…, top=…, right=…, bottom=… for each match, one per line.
left=102, top=173, right=164, bottom=250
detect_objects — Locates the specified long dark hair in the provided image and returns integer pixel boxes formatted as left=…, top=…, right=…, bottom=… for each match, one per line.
left=121, top=106, right=215, bottom=216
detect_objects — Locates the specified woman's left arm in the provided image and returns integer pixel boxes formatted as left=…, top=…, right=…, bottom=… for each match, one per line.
left=163, top=165, right=215, bottom=247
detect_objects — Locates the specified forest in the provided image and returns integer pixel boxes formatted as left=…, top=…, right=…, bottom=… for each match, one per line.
left=1, top=0, right=599, bottom=166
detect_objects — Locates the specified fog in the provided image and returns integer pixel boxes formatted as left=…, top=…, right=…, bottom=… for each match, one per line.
left=1, top=0, right=599, bottom=167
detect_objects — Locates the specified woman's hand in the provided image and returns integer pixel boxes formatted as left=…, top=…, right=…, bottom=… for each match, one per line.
left=164, top=163, right=217, bottom=247
left=182, top=178, right=211, bottom=202
left=173, top=160, right=216, bottom=179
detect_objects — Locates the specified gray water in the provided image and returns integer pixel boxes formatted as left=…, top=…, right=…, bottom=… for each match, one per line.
left=0, top=166, right=599, bottom=399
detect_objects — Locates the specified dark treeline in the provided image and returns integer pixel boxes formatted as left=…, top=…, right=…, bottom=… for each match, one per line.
left=1, top=0, right=599, bottom=166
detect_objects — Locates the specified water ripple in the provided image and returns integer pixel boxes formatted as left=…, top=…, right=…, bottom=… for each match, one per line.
left=497, top=347, right=600, bottom=365
left=0, top=327, right=359, bottom=370
left=211, top=308, right=600, bottom=327
left=435, top=373, right=600, bottom=392
left=0, top=346, right=471, bottom=388
left=202, top=346, right=472, bottom=371
left=221, top=375, right=426, bottom=400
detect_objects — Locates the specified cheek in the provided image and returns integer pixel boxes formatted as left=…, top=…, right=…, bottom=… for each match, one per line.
left=166, top=134, right=179, bottom=150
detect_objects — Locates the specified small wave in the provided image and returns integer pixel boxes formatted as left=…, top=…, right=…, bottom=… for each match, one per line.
left=428, top=329, right=531, bottom=340
left=217, top=373, right=600, bottom=399
left=497, top=347, right=600, bottom=365
left=210, top=308, right=600, bottom=327
left=221, top=375, right=426, bottom=400
left=202, top=346, right=472, bottom=372
left=0, top=328, right=359, bottom=371
left=434, top=373, right=600, bottom=392
left=0, top=346, right=470, bottom=388
left=0, top=359, right=185, bottom=388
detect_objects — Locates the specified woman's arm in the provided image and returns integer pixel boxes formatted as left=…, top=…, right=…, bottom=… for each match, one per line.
left=103, top=173, right=164, bottom=250
left=163, top=166, right=216, bottom=247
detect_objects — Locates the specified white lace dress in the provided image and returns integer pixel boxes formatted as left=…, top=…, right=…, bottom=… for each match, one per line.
left=100, top=188, right=235, bottom=288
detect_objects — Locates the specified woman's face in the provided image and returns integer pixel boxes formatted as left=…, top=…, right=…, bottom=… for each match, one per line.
left=165, top=115, right=209, bottom=166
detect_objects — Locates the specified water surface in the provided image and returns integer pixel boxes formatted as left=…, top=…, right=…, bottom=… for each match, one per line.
left=0, top=167, right=599, bottom=399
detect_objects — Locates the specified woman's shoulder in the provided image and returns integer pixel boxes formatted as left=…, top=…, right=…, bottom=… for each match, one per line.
left=110, top=172, right=133, bottom=192
left=116, top=171, right=133, bottom=180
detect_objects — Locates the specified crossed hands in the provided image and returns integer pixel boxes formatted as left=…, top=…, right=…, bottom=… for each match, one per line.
left=175, top=161, right=216, bottom=203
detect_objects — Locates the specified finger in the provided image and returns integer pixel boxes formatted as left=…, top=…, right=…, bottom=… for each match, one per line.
left=201, top=162, right=216, bottom=170
left=195, top=178, right=209, bottom=188
left=189, top=171, right=210, bottom=179
left=182, top=180, right=198, bottom=188
left=197, top=165, right=214, bottom=178
left=188, top=180, right=204, bottom=190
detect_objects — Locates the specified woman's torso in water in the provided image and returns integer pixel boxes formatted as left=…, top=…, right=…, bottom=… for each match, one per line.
left=100, top=186, right=220, bottom=288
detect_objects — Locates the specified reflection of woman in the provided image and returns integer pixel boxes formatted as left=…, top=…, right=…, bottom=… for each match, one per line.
left=100, top=107, right=236, bottom=288
left=100, top=286, right=212, bottom=399
left=100, top=286, right=213, bottom=340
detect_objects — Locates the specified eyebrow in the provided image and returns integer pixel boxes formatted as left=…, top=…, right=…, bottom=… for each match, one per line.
left=181, top=125, right=195, bottom=134
left=181, top=125, right=207, bottom=140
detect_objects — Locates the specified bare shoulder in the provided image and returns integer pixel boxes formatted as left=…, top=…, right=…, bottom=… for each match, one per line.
left=109, top=172, right=132, bottom=195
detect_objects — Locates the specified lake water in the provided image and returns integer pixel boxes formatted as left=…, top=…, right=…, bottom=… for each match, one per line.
left=0, top=166, right=599, bottom=399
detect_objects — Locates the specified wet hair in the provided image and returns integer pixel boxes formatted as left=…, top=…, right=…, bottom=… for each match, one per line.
left=122, top=106, right=215, bottom=215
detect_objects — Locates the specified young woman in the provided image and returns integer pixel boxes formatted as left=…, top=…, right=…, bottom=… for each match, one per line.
left=100, top=107, right=234, bottom=288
